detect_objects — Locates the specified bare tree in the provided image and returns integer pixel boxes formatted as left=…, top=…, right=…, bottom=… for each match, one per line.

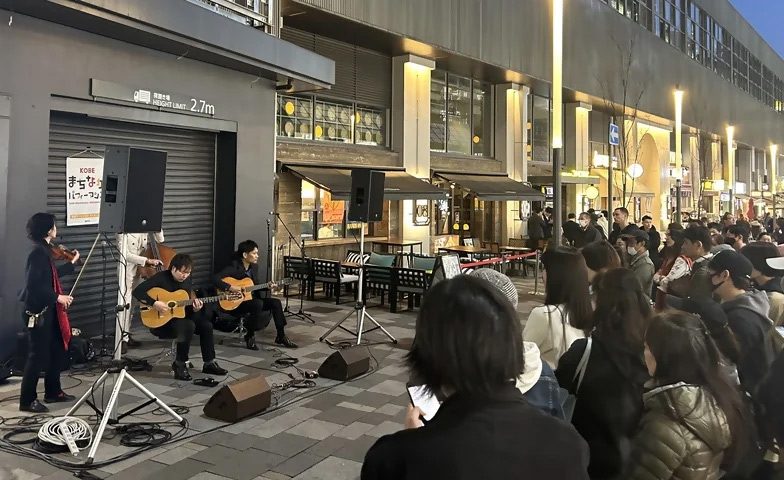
left=688, top=98, right=721, bottom=218
left=595, top=32, right=648, bottom=209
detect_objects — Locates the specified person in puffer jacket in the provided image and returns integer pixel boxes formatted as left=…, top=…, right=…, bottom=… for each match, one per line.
left=626, top=311, right=749, bottom=480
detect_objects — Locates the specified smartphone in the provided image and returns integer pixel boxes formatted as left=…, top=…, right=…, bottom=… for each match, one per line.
left=406, top=384, right=441, bottom=422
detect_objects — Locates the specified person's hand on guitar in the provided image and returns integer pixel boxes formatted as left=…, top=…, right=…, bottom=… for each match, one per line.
left=228, top=285, right=243, bottom=294
left=192, top=298, right=203, bottom=312
left=146, top=258, right=163, bottom=266
left=153, top=300, right=169, bottom=313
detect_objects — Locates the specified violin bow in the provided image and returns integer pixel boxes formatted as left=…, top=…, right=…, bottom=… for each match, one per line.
left=68, top=233, right=101, bottom=297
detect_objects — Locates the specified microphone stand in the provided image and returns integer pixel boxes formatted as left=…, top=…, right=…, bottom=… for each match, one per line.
left=273, top=212, right=314, bottom=323
left=265, top=218, right=273, bottom=282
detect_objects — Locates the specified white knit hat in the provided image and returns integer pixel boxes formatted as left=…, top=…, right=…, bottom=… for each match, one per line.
left=469, top=268, right=519, bottom=309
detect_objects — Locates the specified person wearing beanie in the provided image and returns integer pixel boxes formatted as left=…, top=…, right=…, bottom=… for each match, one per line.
left=469, top=268, right=565, bottom=419
left=708, top=250, right=774, bottom=393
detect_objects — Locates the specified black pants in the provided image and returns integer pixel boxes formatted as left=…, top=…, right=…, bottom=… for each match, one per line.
left=233, top=298, right=287, bottom=336
left=20, top=310, right=64, bottom=406
left=152, top=309, right=215, bottom=364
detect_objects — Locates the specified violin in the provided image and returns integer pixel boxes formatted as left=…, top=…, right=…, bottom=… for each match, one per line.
left=50, top=242, right=82, bottom=264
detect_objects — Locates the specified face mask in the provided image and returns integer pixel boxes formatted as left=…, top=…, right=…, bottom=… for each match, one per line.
left=710, top=273, right=725, bottom=292
left=725, top=237, right=737, bottom=246
left=627, top=246, right=637, bottom=256
left=579, top=219, right=589, bottom=227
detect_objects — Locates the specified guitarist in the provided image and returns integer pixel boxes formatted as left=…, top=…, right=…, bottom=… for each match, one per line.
left=116, top=230, right=164, bottom=353
left=212, top=240, right=297, bottom=350
left=132, top=253, right=228, bottom=380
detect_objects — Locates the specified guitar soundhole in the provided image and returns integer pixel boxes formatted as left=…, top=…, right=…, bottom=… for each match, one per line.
left=167, top=302, right=176, bottom=309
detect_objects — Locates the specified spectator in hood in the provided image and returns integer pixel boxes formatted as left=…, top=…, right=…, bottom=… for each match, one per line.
left=708, top=250, right=774, bottom=393
left=741, top=242, right=784, bottom=327
left=725, top=225, right=749, bottom=252
left=574, top=212, right=603, bottom=248
left=641, top=215, right=662, bottom=270
left=469, top=268, right=566, bottom=419
left=609, top=207, right=636, bottom=246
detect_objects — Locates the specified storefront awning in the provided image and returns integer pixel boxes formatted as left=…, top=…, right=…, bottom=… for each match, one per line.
left=590, top=169, right=655, bottom=198
left=283, top=165, right=448, bottom=200
left=434, top=172, right=545, bottom=201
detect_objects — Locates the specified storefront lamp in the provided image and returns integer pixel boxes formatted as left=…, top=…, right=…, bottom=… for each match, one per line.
left=452, top=223, right=460, bottom=231
left=462, top=223, right=470, bottom=231
left=585, top=185, right=600, bottom=200
left=627, top=163, right=644, bottom=179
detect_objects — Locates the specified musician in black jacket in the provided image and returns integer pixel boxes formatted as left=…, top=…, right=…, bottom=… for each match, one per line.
left=18, top=213, right=80, bottom=413
left=132, top=253, right=227, bottom=380
left=212, top=240, right=297, bottom=350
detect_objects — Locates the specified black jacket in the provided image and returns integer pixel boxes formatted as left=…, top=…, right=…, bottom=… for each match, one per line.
left=361, top=384, right=590, bottom=480
left=133, top=270, right=194, bottom=306
left=721, top=290, right=774, bottom=393
left=18, top=243, right=75, bottom=313
left=556, top=337, right=649, bottom=480
left=575, top=225, right=604, bottom=248
left=527, top=215, right=547, bottom=240
left=645, top=227, right=662, bottom=270
left=609, top=224, right=638, bottom=246
left=212, top=259, right=265, bottom=299
left=563, top=220, right=580, bottom=246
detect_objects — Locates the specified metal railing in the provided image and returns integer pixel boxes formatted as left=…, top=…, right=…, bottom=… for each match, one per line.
left=186, top=0, right=278, bottom=36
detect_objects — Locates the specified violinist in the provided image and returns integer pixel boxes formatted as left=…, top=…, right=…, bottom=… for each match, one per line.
left=18, top=213, right=80, bottom=413
left=116, top=230, right=164, bottom=353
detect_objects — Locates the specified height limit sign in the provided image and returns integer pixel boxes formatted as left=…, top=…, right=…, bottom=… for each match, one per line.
left=609, top=123, right=620, bottom=146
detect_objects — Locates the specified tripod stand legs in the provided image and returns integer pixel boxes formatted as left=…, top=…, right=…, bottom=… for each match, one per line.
left=319, top=302, right=397, bottom=345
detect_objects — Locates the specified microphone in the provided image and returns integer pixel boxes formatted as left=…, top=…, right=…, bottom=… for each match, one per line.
left=269, top=211, right=280, bottom=216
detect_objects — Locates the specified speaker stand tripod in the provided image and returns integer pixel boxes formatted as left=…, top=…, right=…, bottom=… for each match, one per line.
left=320, top=226, right=397, bottom=345
left=66, top=366, right=185, bottom=464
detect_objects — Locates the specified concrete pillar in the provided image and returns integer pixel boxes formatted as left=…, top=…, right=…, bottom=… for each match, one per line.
left=564, top=102, right=592, bottom=216
left=736, top=149, right=753, bottom=193
left=392, top=54, right=435, bottom=254
left=494, top=84, right=528, bottom=242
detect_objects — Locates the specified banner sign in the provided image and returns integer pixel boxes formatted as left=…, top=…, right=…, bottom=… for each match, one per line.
left=66, top=154, right=104, bottom=226
left=322, top=200, right=345, bottom=224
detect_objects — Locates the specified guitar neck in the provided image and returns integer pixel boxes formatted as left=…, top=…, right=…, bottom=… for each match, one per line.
left=178, top=294, right=232, bottom=307
left=239, top=282, right=273, bottom=294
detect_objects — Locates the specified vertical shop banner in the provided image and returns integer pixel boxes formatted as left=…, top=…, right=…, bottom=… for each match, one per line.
left=66, top=154, right=104, bottom=226
left=322, top=200, right=345, bottom=224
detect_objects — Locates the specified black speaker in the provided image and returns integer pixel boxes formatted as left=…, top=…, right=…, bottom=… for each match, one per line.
left=318, top=346, right=371, bottom=380
left=98, top=146, right=167, bottom=233
left=203, top=374, right=272, bottom=423
left=348, top=170, right=385, bottom=222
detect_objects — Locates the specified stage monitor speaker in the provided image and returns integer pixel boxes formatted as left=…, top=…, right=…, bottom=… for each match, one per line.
left=99, top=146, right=167, bottom=233
left=318, top=346, right=371, bottom=381
left=348, top=169, right=385, bottom=222
left=203, top=374, right=271, bottom=423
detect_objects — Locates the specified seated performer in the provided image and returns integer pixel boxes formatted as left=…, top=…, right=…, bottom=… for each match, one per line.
left=212, top=240, right=297, bottom=350
left=133, top=253, right=227, bottom=380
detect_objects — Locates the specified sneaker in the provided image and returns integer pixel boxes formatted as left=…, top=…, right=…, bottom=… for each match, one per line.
left=20, top=399, right=49, bottom=413
left=244, top=334, right=259, bottom=351
left=202, top=362, right=228, bottom=376
left=172, top=362, right=192, bottom=381
left=44, top=392, right=76, bottom=404
left=275, top=335, right=298, bottom=349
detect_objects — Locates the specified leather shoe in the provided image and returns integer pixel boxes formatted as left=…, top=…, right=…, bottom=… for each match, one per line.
left=172, top=362, right=192, bottom=381
left=275, top=335, right=298, bottom=349
left=20, top=399, right=49, bottom=413
left=244, top=334, right=259, bottom=351
left=44, top=392, right=76, bottom=404
left=202, top=362, right=228, bottom=376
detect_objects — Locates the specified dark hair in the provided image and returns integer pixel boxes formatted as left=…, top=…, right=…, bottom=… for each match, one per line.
left=708, top=222, right=722, bottom=231
left=407, top=275, right=523, bottom=396
left=700, top=217, right=709, bottom=224
left=741, top=242, right=781, bottom=277
left=567, top=213, right=576, bottom=220
left=26, top=212, right=56, bottom=243
left=757, top=231, right=773, bottom=241
left=667, top=222, right=683, bottom=233
left=688, top=218, right=705, bottom=227
left=545, top=207, right=553, bottom=214
left=614, top=207, right=629, bottom=216
left=663, top=228, right=686, bottom=262
left=592, top=268, right=650, bottom=355
left=588, top=208, right=596, bottom=214
left=642, top=215, right=652, bottom=222
left=683, top=225, right=712, bottom=254
left=237, top=240, right=259, bottom=258
left=169, top=253, right=194, bottom=272
left=645, top=311, right=749, bottom=467
left=614, top=244, right=629, bottom=268
left=601, top=210, right=609, bottom=217
left=711, top=233, right=725, bottom=246
left=533, top=206, right=543, bottom=214
left=541, top=247, right=593, bottom=331
left=727, top=225, right=749, bottom=243
left=581, top=241, right=621, bottom=272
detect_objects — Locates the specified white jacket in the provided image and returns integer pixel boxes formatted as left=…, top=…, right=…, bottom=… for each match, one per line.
left=523, top=304, right=586, bottom=369
left=516, top=342, right=543, bottom=394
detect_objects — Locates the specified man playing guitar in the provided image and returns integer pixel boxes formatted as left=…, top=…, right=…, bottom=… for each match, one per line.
left=212, top=240, right=297, bottom=350
left=133, top=253, right=228, bottom=380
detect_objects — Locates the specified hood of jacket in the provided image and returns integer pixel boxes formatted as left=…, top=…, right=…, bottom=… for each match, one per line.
left=515, top=341, right=543, bottom=394
left=721, top=289, right=771, bottom=322
left=643, top=383, right=731, bottom=453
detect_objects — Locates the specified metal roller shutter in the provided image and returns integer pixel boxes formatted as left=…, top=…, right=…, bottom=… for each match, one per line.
left=47, top=112, right=216, bottom=336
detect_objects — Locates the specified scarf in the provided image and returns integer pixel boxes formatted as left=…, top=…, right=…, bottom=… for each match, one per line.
left=50, top=260, right=71, bottom=349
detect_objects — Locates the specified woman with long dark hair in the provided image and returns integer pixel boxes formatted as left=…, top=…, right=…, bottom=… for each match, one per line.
left=652, top=226, right=692, bottom=310
left=524, top=247, right=593, bottom=368
left=626, top=311, right=748, bottom=479
left=556, top=268, right=651, bottom=479
left=580, top=241, right=621, bottom=284
left=18, top=213, right=80, bottom=413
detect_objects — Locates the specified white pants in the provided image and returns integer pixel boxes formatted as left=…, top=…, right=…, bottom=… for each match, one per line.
left=116, top=262, right=140, bottom=342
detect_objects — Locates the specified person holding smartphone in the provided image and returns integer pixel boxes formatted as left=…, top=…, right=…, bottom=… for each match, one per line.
left=361, top=275, right=590, bottom=480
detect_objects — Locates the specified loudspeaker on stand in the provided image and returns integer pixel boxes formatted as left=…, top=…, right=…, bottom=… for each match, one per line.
left=348, top=169, right=385, bottom=222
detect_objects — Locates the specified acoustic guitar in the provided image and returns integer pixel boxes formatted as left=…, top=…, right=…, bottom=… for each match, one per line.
left=218, top=277, right=294, bottom=311
left=140, top=288, right=242, bottom=329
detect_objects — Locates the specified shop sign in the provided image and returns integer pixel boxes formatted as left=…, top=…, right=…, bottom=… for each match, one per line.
left=720, top=193, right=730, bottom=202
left=322, top=200, right=345, bottom=224
left=66, top=152, right=104, bottom=226
left=413, top=200, right=430, bottom=226
left=91, top=79, right=216, bottom=116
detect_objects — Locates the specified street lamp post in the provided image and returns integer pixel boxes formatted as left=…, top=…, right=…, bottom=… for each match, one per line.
left=727, top=125, right=735, bottom=215
left=552, top=0, right=564, bottom=245
left=674, top=88, right=683, bottom=223
left=772, top=144, right=778, bottom=219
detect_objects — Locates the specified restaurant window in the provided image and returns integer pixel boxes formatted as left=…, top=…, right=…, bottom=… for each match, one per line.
left=430, top=70, right=493, bottom=157
left=300, top=180, right=371, bottom=241
left=276, top=94, right=387, bottom=147
left=529, top=94, right=551, bottom=164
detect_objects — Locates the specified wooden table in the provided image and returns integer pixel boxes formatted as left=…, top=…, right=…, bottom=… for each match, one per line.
left=372, top=239, right=424, bottom=265
left=500, top=246, right=533, bottom=254
left=438, top=245, right=491, bottom=255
